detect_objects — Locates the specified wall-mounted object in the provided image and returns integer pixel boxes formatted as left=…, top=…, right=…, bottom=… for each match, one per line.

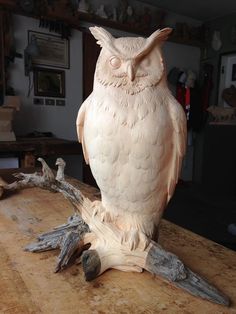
left=96, top=5, right=108, bottom=19
left=18, top=0, right=35, bottom=13
left=24, top=34, right=40, bottom=76
left=56, top=99, right=66, bottom=106
left=38, top=19, right=71, bottom=39
left=211, top=30, right=222, bottom=51
left=34, top=67, right=65, bottom=98
left=45, top=98, right=55, bottom=106
left=78, top=0, right=89, bottom=13
left=28, top=31, right=69, bottom=69
left=33, top=97, right=44, bottom=105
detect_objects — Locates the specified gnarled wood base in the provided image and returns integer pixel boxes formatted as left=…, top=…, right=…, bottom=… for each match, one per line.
left=0, top=158, right=230, bottom=306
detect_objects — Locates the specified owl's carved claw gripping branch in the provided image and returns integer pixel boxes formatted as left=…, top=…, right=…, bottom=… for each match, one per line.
left=0, top=158, right=230, bottom=306
left=81, top=215, right=229, bottom=306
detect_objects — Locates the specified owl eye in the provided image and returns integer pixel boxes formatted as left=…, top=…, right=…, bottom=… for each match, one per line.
left=109, top=56, right=121, bottom=68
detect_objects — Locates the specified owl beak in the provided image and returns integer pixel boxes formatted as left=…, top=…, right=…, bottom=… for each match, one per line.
left=127, top=63, right=135, bottom=81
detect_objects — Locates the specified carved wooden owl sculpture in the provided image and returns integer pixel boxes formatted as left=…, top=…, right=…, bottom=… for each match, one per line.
left=77, top=27, right=187, bottom=249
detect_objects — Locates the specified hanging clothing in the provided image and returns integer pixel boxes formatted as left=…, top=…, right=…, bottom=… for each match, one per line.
left=176, top=83, right=191, bottom=124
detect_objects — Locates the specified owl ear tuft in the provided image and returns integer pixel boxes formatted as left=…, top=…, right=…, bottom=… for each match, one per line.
left=89, top=26, right=115, bottom=48
left=148, top=28, right=173, bottom=44
left=135, top=28, right=172, bottom=60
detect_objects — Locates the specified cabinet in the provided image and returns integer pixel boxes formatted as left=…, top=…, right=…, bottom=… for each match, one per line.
left=202, top=125, right=236, bottom=196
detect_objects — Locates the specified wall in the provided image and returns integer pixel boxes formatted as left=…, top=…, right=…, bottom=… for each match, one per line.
left=10, top=14, right=83, bottom=141
left=8, top=14, right=83, bottom=179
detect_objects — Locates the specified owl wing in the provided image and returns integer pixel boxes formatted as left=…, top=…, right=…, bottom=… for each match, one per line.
left=76, top=94, right=92, bottom=165
left=167, top=96, right=187, bottom=201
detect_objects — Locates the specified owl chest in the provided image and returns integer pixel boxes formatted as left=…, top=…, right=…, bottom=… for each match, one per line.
left=84, top=97, right=172, bottom=165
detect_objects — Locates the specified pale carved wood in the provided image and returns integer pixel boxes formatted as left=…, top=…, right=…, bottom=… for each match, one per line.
left=76, top=27, right=187, bottom=252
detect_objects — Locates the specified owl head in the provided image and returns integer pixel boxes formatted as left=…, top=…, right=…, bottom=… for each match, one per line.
left=90, top=26, right=172, bottom=95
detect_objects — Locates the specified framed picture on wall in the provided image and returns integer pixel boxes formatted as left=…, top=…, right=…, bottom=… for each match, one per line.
left=34, top=67, right=65, bottom=98
left=28, top=31, right=70, bottom=69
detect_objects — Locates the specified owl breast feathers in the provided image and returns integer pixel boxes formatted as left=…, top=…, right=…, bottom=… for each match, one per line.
left=76, top=27, right=186, bottom=240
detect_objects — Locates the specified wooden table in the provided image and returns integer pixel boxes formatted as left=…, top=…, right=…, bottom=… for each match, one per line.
left=0, top=170, right=236, bottom=314
left=0, top=137, right=82, bottom=167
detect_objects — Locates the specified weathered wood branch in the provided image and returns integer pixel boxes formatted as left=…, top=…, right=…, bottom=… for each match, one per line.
left=25, top=213, right=90, bottom=272
left=0, top=158, right=230, bottom=306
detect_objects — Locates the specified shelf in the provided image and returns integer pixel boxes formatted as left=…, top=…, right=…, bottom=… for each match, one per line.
left=78, top=12, right=205, bottom=48
left=0, top=1, right=205, bottom=48
left=169, top=34, right=205, bottom=48
left=78, top=11, right=156, bottom=36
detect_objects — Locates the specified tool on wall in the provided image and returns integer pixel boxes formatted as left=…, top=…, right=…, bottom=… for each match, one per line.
left=39, top=18, right=71, bottom=39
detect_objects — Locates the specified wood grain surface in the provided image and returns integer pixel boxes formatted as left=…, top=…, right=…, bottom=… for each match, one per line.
left=0, top=177, right=235, bottom=314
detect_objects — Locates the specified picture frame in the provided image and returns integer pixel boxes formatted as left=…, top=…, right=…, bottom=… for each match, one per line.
left=28, top=31, right=70, bottom=69
left=34, top=67, right=65, bottom=98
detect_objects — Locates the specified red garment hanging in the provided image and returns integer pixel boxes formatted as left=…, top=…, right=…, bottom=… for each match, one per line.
left=185, top=86, right=191, bottom=120
left=176, top=83, right=191, bottom=120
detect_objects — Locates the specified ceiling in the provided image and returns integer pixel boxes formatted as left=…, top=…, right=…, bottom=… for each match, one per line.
left=141, top=0, right=236, bottom=21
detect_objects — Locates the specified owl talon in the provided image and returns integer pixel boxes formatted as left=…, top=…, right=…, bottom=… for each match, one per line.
left=91, top=201, right=112, bottom=223
left=139, top=232, right=150, bottom=250
left=121, top=229, right=149, bottom=251
left=92, top=207, right=98, bottom=218
left=100, top=211, right=112, bottom=223
left=91, top=200, right=102, bottom=218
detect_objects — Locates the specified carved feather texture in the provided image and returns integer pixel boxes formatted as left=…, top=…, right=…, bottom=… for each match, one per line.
left=76, top=28, right=186, bottom=242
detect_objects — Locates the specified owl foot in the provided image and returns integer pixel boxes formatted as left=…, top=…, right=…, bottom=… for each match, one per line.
left=92, top=200, right=102, bottom=217
left=92, top=201, right=112, bottom=223
left=121, top=229, right=150, bottom=251
left=100, top=211, right=112, bottom=223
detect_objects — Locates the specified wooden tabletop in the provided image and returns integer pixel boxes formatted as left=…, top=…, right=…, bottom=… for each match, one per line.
left=0, top=172, right=236, bottom=313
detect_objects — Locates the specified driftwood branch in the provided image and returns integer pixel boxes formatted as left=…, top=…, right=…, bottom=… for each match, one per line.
left=0, top=158, right=230, bottom=306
